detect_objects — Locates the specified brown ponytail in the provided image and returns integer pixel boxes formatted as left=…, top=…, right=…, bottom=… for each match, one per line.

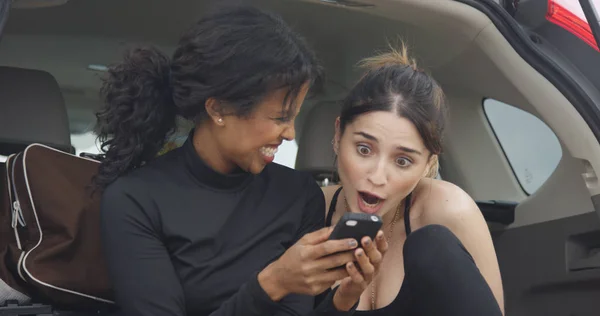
left=425, top=155, right=440, bottom=179
left=358, top=43, right=419, bottom=72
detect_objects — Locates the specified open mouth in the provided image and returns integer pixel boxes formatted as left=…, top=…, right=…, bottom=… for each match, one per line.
left=359, top=191, right=383, bottom=207
left=259, top=146, right=279, bottom=164
left=259, top=146, right=278, bottom=158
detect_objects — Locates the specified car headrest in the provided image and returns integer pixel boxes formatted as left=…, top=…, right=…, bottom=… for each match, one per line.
left=295, top=101, right=341, bottom=181
left=0, top=66, right=71, bottom=155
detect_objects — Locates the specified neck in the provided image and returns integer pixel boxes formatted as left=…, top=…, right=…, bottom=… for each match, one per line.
left=192, top=125, right=236, bottom=174
left=381, top=201, right=402, bottom=227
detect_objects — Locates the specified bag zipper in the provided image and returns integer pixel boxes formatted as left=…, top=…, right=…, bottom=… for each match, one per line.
left=10, top=152, right=26, bottom=228
left=5, top=154, right=26, bottom=282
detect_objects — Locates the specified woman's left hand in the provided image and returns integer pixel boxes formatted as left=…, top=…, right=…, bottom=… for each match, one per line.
left=332, top=230, right=388, bottom=311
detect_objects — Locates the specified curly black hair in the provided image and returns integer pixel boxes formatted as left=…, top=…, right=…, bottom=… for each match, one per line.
left=94, top=6, right=322, bottom=188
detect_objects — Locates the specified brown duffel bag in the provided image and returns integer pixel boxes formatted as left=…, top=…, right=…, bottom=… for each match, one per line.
left=0, top=155, right=31, bottom=305
left=0, top=143, right=114, bottom=309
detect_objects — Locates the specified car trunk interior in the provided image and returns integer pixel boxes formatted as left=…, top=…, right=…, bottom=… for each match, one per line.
left=2, top=0, right=600, bottom=314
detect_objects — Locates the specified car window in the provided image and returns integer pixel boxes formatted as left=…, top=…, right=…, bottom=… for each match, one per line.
left=483, top=98, right=563, bottom=195
left=273, top=140, right=298, bottom=169
left=70, top=131, right=101, bottom=156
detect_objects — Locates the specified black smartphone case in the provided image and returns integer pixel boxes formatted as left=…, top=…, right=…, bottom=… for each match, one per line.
left=328, top=212, right=383, bottom=243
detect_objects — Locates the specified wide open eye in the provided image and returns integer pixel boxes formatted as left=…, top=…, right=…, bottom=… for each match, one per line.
left=396, top=157, right=412, bottom=168
left=357, top=145, right=372, bottom=156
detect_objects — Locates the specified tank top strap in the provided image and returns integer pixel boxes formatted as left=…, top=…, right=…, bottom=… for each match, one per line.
left=404, top=192, right=413, bottom=236
left=326, top=186, right=343, bottom=226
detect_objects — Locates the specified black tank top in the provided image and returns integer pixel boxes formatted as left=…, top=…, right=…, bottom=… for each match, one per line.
left=325, top=187, right=413, bottom=235
left=322, top=186, right=414, bottom=315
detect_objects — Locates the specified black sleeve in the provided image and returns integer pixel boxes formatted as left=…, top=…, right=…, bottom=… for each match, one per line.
left=100, top=184, right=283, bottom=316
left=100, top=179, right=355, bottom=316
left=217, top=178, right=356, bottom=316
left=294, top=177, right=326, bottom=241
left=100, top=184, right=187, bottom=316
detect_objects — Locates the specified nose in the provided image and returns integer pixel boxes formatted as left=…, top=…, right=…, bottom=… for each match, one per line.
left=281, top=122, right=296, bottom=141
left=367, top=159, right=387, bottom=187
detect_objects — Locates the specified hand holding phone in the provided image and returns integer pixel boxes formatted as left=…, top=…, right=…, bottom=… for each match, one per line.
left=328, top=212, right=383, bottom=244
left=327, top=213, right=388, bottom=311
left=257, top=213, right=387, bottom=305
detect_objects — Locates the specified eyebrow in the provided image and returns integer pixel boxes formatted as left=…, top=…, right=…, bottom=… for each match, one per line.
left=354, top=131, right=423, bottom=155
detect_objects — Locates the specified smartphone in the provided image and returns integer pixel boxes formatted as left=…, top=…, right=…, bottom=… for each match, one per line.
left=328, top=213, right=383, bottom=244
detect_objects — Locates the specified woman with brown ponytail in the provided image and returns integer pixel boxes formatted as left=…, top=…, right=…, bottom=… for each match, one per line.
left=322, top=44, right=505, bottom=315
left=95, top=6, right=387, bottom=316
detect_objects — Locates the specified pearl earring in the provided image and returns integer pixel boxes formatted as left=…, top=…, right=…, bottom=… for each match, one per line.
left=218, top=118, right=223, bottom=123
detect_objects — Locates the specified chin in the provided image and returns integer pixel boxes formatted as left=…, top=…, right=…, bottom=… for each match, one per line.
left=234, top=156, right=265, bottom=174
left=248, top=162, right=268, bottom=174
left=250, top=167, right=266, bottom=175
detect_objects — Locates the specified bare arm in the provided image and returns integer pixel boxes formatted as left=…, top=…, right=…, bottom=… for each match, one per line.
left=421, top=181, right=505, bottom=314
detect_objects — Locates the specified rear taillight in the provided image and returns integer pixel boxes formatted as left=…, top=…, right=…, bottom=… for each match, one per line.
left=546, top=0, right=599, bottom=52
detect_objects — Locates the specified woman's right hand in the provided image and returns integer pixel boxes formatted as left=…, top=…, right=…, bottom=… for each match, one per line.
left=258, top=227, right=359, bottom=301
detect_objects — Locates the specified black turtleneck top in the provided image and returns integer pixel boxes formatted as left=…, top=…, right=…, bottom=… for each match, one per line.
left=99, top=136, right=351, bottom=316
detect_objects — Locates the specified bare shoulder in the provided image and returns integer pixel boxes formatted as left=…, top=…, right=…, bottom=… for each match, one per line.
left=412, top=179, right=505, bottom=312
left=321, top=185, right=341, bottom=219
left=413, top=178, right=481, bottom=226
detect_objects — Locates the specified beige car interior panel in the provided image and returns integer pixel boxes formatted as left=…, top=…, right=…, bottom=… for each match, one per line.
left=475, top=24, right=600, bottom=194
left=441, top=93, right=526, bottom=202
left=297, top=0, right=600, bottom=227
left=2, top=0, right=599, bottom=230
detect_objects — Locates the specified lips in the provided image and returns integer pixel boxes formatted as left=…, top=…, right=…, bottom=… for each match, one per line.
left=356, top=191, right=385, bottom=214
left=259, top=145, right=279, bottom=163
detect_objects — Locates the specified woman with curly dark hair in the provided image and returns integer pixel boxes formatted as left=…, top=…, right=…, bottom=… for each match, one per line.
left=95, top=6, right=387, bottom=316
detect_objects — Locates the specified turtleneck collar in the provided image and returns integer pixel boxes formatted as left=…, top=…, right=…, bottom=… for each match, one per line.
left=181, top=130, right=253, bottom=191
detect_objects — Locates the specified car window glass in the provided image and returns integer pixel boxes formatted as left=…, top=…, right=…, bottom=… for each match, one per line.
left=483, top=98, right=563, bottom=195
